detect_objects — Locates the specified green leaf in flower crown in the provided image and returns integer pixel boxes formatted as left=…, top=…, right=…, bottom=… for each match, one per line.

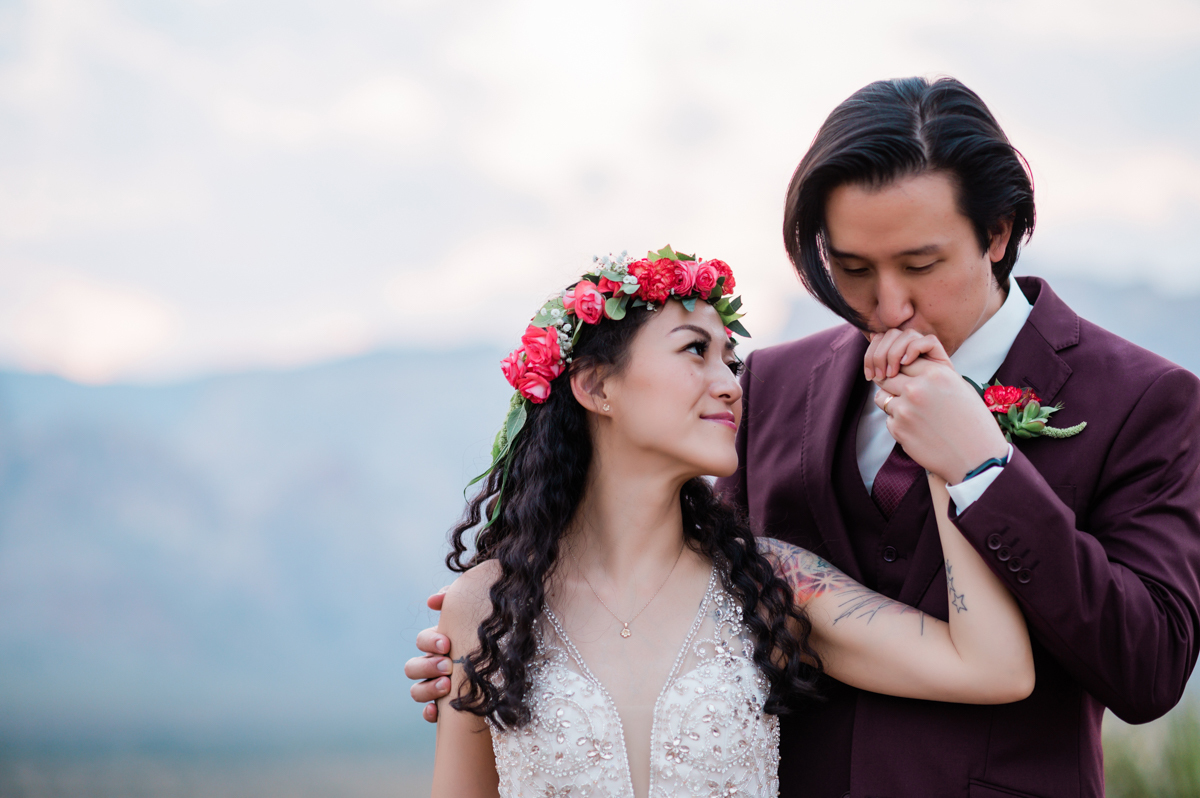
left=726, top=319, right=751, bottom=338
left=605, top=296, right=628, bottom=320
left=713, top=297, right=731, bottom=313
left=708, top=285, right=722, bottom=301
left=649, top=245, right=679, bottom=261
left=505, top=398, right=528, bottom=444
left=600, top=269, right=625, bottom=282
left=725, top=295, right=743, bottom=314
left=676, top=251, right=696, bottom=262
left=531, top=297, right=566, bottom=328
left=622, top=283, right=639, bottom=295
left=681, top=297, right=698, bottom=313
left=582, top=274, right=601, bottom=285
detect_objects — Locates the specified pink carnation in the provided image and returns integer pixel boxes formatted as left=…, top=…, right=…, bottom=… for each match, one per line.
left=564, top=279, right=605, bottom=325
left=628, top=258, right=673, bottom=304
left=709, top=259, right=735, bottom=294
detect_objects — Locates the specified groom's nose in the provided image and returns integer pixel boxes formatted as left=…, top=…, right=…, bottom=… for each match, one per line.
left=873, top=270, right=914, bottom=330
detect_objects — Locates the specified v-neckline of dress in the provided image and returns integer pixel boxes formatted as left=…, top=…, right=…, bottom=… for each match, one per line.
left=542, top=566, right=718, bottom=798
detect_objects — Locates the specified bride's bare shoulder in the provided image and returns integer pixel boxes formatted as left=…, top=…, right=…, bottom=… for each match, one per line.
left=439, top=560, right=502, bottom=640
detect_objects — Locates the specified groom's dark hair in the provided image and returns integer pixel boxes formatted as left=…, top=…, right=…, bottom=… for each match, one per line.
left=784, top=76, right=1036, bottom=327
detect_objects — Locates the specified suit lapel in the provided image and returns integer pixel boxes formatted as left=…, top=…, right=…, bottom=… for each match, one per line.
left=993, top=277, right=1077, bottom=403
left=800, top=328, right=869, bottom=584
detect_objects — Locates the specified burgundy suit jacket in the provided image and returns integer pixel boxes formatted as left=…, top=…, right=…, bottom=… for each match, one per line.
left=715, top=277, right=1200, bottom=798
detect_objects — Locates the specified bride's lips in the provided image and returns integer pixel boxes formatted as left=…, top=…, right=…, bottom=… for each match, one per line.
left=701, top=411, right=737, bottom=430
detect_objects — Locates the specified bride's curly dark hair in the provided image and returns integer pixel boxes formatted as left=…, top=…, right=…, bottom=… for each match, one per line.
left=447, top=300, right=824, bottom=726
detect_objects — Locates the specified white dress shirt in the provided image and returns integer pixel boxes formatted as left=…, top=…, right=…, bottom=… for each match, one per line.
left=855, top=282, right=1033, bottom=509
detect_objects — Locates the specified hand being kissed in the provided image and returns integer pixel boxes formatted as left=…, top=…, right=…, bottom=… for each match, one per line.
left=866, top=329, right=1009, bottom=485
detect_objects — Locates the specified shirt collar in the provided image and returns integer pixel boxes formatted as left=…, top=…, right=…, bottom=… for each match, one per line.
left=949, top=280, right=1033, bottom=385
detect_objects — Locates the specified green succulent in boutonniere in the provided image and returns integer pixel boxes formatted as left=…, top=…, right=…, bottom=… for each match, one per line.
left=965, top=378, right=1087, bottom=442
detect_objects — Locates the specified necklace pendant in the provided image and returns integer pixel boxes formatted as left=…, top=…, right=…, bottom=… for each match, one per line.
left=620, top=624, right=632, bottom=638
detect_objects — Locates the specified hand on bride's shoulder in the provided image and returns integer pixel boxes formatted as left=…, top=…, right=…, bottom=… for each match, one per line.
left=438, top=560, right=502, bottom=662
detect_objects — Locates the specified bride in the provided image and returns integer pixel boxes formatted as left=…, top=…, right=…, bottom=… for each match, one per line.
left=431, top=249, right=1033, bottom=798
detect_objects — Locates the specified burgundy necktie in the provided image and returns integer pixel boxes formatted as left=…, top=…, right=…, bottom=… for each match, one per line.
left=871, top=443, right=926, bottom=518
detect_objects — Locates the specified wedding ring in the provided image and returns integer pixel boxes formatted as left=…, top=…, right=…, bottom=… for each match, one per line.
left=882, top=394, right=895, bottom=414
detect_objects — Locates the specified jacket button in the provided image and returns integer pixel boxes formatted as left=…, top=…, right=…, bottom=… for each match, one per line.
left=997, top=547, right=1011, bottom=562
left=882, top=546, right=898, bottom=563
left=1008, top=557, right=1023, bottom=572
left=1017, top=569, right=1033, bottom=584
left=987, top=534, right=1003, bottom=550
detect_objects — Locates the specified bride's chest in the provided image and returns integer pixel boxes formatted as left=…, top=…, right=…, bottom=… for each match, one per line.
left=490, top=587, right=780, bottom=797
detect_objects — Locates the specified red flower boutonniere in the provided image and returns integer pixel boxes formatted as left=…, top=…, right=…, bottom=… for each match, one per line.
left=966, top=378, right=1087, bottom=442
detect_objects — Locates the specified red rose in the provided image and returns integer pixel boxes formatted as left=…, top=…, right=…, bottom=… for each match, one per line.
left=709, top=259, right=735, bottom=294
left=517, top=371, right=552, bottom=403
left=693, top=261, right=719, bottom=297
left=527, top=358, right=564, bottom=381
left=564, top=280, right=604, bottom=325
left=597, top=276, right=625, bottom=295
left=983, top=385, right=1038, bottom=414
left=520, top=324, right=562, bottom=372
left=629, top=258, right=673, bottom=304
left=500, top=348, right=527, bottom=388
left=668, top=260, right=698, bottom=296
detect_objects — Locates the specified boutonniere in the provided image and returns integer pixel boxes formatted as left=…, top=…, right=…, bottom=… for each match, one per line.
left=965, top=378, right=1087, bottom=442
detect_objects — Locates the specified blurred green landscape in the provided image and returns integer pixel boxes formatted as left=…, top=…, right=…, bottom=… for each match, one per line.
left=1, top=277, right=1199, bottom=796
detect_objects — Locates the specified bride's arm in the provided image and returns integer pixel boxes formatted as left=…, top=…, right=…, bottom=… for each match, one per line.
left=762, top=474, right=1034, bottom=704
left=431, top=563, right=501, bottom=798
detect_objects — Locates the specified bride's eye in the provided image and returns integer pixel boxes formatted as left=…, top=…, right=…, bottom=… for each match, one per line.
left=684, top=339, right=708, bottom=357
left=727, top=359, right=744, bottom=377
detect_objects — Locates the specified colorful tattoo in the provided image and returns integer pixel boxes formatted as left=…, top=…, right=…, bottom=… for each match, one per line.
left=761, top=538, right=926, bottom=632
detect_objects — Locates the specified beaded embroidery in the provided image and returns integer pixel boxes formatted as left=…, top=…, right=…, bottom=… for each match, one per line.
left=488, top=570, right=780, bottom=798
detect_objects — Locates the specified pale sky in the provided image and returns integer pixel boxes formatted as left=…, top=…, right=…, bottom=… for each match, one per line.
left=1, top=0, right=1198, bottom=383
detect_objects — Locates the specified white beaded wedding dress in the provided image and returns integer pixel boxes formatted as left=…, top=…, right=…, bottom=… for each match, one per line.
left=489, top=569, right=780, bottom=798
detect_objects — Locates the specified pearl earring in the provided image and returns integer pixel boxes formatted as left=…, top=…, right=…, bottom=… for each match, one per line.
left=602, top=403, right=610, bottom=412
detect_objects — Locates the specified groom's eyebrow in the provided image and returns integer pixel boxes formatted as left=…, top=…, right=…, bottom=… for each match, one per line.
left=829, top=243, right=941, bottom=260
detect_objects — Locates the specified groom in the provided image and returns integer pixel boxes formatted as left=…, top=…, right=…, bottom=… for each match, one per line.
left=407, top=77, right=1200, bottom=797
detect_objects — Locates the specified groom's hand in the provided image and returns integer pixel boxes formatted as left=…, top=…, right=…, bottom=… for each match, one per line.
left=871, top=331, right=1009, bottom=484
left=405, top=588, right=453, bottom=723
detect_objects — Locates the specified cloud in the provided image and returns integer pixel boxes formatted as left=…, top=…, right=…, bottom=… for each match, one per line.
left=0, top=0, right=1196, bottom=381
left=7, top=274, right=182, bottom=383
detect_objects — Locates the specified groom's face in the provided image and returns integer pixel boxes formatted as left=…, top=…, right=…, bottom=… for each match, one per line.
left=824, top=171, right=1012, bottom=356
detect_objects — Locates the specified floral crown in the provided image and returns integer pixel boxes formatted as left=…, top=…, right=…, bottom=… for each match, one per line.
left=466, top=245, right=749, bottom=527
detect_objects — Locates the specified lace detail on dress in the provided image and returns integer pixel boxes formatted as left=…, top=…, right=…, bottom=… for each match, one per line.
left=488, top=569, right=779, bottom=798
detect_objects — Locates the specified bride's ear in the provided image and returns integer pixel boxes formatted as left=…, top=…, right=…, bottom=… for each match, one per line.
left=570, top=362, right=610, bottom=415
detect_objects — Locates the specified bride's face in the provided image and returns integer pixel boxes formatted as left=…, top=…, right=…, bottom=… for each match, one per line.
left=595, top=300, right=743, bottom=479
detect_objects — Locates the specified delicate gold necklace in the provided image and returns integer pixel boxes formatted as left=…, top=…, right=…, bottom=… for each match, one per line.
left=568, top=541, right=686, bottom=639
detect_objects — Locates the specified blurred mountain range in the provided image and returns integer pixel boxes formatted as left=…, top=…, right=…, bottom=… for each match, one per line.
left=0, top=274, right=1197, bottom=758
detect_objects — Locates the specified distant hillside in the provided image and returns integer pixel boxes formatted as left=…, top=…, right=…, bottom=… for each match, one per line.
left=0, top=348, right=511, bottom=752
left=0, top=274, right=1196, bottom=754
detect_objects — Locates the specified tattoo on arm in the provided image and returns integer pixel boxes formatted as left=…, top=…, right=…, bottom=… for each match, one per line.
left=761, top=538, right=926, bottom=633
left=946, top=560, right=967, bottom=613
